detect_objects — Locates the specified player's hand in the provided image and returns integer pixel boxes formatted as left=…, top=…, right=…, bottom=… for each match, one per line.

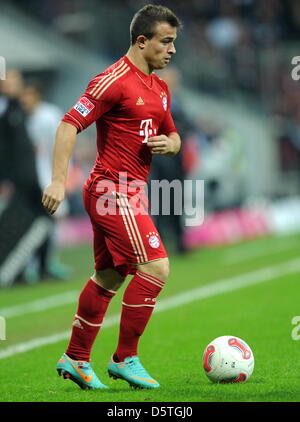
left=146, top=135, right=176, bottom=156
left=42, top=182, right=65, bottom=215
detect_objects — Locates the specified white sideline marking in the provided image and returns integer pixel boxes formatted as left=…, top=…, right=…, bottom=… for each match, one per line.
left=223, top=239, right=300, bottom=264
left=0, top=291, right=79, bottom=318
left=1, top=258, right=300, bottom=360
left=2, top=238, right=299, bottom=319
left=0, top=315, right=120, bottom=360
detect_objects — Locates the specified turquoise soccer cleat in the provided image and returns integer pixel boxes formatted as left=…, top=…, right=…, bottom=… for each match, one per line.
left=56, top=353, right=109, bottom=390
left=107, top=355, right=160, bottom=389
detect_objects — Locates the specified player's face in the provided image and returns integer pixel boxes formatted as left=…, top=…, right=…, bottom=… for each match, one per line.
left=143, top=22, right=177, bottom=70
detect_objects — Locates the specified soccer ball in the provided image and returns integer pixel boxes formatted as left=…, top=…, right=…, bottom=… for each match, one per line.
left=202, top=335, right=254, bottom=383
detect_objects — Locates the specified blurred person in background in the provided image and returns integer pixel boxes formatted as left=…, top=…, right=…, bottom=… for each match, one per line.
left=21, top=82, right=63, bottom=199
left=0, top=70, right=52, bottom=285
left=190, top=117, right=245, bottom=213
left=21, top=81, right=71, bottom=281
left=42, top=4, right=182, bottom=391
left=150, top=66, right=192, bottom=254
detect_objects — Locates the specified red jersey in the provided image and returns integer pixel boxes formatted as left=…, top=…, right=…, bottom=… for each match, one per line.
left=62, top=56, right=178, bottom=186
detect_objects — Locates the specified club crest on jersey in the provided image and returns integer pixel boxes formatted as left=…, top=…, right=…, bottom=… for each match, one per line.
left=74, top=96, right=95, bottom=117
left=146, top=232, right=160, bottom=248
left=160, top=91, right=168, bottom=111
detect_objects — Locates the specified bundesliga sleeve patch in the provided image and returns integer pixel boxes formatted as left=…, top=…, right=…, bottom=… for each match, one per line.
left=74, top=96, right=95, bottom=117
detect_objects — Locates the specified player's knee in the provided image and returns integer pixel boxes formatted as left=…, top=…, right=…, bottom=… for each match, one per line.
left=92, top=269, right=125, bottom=291
left=137, top=257, right=169, bottom=282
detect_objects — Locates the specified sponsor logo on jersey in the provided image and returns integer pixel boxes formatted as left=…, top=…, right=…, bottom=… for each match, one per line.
left=140, top=119, right=157, bottom=143
left=74, top=96, right=95, bottom=117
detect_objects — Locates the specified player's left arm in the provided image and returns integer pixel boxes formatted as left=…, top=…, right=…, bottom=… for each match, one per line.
left=147, top=132, right=181, bottom=157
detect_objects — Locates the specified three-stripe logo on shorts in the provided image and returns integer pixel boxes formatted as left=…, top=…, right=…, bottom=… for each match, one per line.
left=114, top=192, right=148, bottom=264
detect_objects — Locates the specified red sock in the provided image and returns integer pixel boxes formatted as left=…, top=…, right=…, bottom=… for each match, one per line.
left=115, top=271, right=165, bottom=361
left=66, top=279, right=115, bottom=361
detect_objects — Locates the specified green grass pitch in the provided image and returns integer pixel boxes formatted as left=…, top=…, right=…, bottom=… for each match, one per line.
left=0, top=233, right=300, bottom=402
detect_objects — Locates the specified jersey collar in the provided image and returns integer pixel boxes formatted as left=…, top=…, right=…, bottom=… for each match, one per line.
left=123, top=56, right=153, bottom=85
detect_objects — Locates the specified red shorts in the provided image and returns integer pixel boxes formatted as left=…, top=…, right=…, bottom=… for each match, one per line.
left=83, top=183, right=168, bottom=278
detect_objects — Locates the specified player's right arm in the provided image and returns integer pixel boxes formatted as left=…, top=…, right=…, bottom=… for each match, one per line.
left=42, top=121, right=77, bottom=215
left=42, top=72, right=122, bottom=215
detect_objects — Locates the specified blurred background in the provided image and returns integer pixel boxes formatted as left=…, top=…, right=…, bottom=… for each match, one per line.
left=1, top=0, right=300, bottom=287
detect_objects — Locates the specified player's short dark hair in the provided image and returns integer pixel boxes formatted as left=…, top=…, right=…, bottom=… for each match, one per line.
left=130, top=4, right=182, bottom=45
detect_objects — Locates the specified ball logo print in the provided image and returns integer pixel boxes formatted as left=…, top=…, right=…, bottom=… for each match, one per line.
left=228, top=337, right=252, bottom=359
left=202, top=336, right=254, bottom=383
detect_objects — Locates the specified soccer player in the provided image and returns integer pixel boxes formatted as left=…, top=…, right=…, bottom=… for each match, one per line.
left=42, top=4, right=182, bottom=390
